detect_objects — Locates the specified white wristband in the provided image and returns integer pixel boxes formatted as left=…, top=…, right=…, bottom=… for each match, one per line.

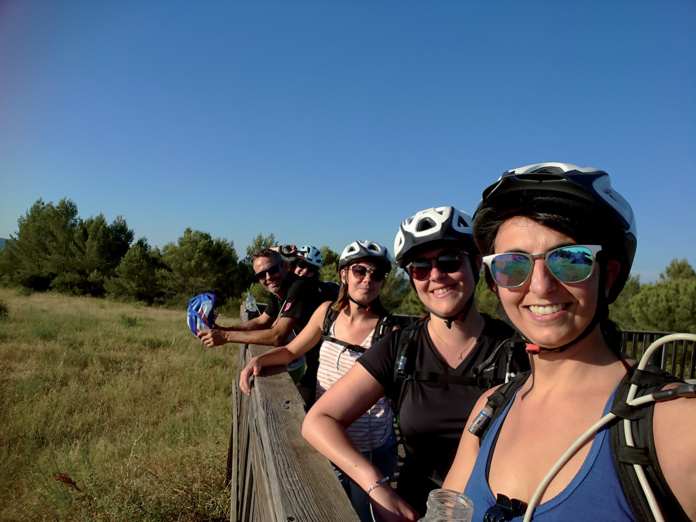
left=366, top=476, right=390, bottom=496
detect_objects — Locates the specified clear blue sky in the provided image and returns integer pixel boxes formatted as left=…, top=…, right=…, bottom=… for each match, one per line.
left=1, top=1, right=694, bottom=282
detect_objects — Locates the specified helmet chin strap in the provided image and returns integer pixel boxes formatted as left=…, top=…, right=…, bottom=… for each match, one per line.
left=426, top=293, right=475, bottom=329
left=494, top=272, right=610, bottom=355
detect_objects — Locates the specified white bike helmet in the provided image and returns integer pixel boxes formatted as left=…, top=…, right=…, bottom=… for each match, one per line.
left=296, top=245, right=324, bottom=268
left=394, top=206, right=478, bottom=268
left=339, top=240, right=391, bottom=270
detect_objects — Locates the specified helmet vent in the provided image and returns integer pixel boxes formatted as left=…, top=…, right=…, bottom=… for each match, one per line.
left=531, top=166, right=564, bottom=175
left=416, top=218, right=436, bottom=232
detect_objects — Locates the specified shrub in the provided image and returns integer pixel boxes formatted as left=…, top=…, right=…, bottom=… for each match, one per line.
left=16, top=286, right=33, bottom=296
left=119, top=315, right=138, bottom=327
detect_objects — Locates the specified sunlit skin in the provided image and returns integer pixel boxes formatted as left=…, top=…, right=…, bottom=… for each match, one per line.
left=253, top=256, right=288, bottom=298
left=342, top=260, right=384, bottom=305
left=493, top=217, right=603, bottom=350
left=411, top=247, right=479, bottom=319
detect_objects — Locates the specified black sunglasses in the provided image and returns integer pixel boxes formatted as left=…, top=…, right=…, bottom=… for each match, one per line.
left=348, top=264, right=388, bottom=282
left=255, top=264, right=281, bottom=281
left=296, top=260, right=316, bottom=271
left=408, top=251, right=465, bottom=281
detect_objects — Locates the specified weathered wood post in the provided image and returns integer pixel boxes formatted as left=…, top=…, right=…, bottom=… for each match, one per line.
left=229, top=309, right=360, bottom=521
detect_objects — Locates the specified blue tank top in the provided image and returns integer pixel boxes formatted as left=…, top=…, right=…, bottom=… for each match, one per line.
left=464, top=387, right=635, bottom=521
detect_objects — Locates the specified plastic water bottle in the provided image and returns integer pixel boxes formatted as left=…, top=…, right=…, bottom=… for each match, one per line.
left=244, top=292, right=259, bottom=316
left=419, top=489, right=473, bottom=521
left=244, top=292, right=261, bottom=319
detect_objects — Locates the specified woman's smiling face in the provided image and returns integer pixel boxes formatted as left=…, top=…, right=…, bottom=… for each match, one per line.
left=411, top=247, right=477, bottom=318
left=493, top=216, right=604, bottom=349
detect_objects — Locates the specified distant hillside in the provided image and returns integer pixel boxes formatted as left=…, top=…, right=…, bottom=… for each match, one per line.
left=0, top=238, right=6, bottom=251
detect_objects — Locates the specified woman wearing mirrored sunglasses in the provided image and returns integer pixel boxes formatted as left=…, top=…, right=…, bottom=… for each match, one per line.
left=241, top=240, right=398, bottom=522
left=303, top=207, right=528, bottom=521
left=443, top=163, right=695, bottom=521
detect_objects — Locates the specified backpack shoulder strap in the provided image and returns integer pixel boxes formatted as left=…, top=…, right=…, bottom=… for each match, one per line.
left=373, top=312, right=396, bottom=343
left=473, top=371, right=530, bottom=444
left=392, top=319, right=426, bottom=413
left=610, top=365, right=689, bottom=521
left=321, top=306, right=395, bottom=354
left=321, top=306, right=340, bottom=336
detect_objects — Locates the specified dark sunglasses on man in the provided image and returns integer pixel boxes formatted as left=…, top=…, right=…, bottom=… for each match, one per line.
left=255, top=264, right=281, bottom=281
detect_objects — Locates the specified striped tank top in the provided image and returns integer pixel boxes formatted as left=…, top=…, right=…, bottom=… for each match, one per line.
left=315, top=323, right=394, bottom=452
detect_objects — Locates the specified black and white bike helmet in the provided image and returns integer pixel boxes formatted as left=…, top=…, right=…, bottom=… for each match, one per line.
left=339, top=240, right=392, bottom=271
left=297, top=245, right=323, bottom=268
left=394, top=206, right=480, bottom=328
left=394, top=206, right=478, bottom=268
left=473, top=162, right=637, bottom=303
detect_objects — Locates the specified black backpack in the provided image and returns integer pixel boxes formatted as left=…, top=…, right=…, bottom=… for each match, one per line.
left=391, top=317, right=526, bottom=415
left=320, top=306, right=396, bottom=352
left=472, top=364, right=690, bottom=521
left=300, top=304, right=395, bottom=408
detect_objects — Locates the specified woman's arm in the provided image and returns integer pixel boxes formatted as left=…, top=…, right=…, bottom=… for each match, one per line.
left=238, top=301, right=330, bottom=395
left=302, top=363, right=420, bottom=521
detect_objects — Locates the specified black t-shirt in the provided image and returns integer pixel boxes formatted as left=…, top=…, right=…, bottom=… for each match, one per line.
left=263, top=273, right=333, bottom=399
left=357, top=315, right=528, bottom=514
left=318, top=280, right=340, bottom=302
left=263, top=273, right=329, bottom=334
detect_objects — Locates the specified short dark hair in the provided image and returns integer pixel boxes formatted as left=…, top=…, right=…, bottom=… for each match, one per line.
left=474, top=194, right=624, bottom=260
left=252, top=248, right=283, bottom=265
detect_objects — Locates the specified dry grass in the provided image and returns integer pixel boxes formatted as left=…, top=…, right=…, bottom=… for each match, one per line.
left=0, top=289, right=240, bottom=521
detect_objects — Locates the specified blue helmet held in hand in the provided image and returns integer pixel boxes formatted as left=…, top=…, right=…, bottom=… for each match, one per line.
left=187, top=292, right=216, bottom=337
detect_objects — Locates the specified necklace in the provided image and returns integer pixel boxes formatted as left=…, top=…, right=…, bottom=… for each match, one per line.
left=458, top=335, right=478, bottom=360
left=430, top=322, right=480, bottom=362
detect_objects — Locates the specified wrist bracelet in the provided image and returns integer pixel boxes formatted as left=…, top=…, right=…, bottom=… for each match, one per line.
left=366, top=476, right=389, bottom=496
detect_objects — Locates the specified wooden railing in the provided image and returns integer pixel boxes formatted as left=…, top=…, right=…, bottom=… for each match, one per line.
left=228, top=327, right=360, bottom=521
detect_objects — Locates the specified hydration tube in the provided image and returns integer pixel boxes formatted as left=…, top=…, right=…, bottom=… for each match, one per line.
left=522, top=333, right=696, bottom=522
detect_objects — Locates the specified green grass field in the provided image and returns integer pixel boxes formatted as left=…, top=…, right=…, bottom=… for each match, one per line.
left=0, top=289, right=239, bottom=521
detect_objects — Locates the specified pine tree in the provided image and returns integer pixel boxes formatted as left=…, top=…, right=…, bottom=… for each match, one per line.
left=105, top=239, right=164, bottom=302
left=629, top=259, right=696, bottom=333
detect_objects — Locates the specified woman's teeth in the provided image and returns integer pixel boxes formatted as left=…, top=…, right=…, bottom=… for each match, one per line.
left=529, top=304, right=564, bottom=315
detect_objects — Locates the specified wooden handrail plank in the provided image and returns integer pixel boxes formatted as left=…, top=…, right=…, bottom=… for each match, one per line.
left=229, top=383, right=238, bottom=517
left=241, top=343, right=360, bottom=521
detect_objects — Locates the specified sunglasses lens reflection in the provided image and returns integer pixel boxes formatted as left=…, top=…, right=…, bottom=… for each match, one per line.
left=547, top=247, right=595, bottom=283
left=490, top=254, right=529, bottom=287
left=490, top=246, right=596, bottom=287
